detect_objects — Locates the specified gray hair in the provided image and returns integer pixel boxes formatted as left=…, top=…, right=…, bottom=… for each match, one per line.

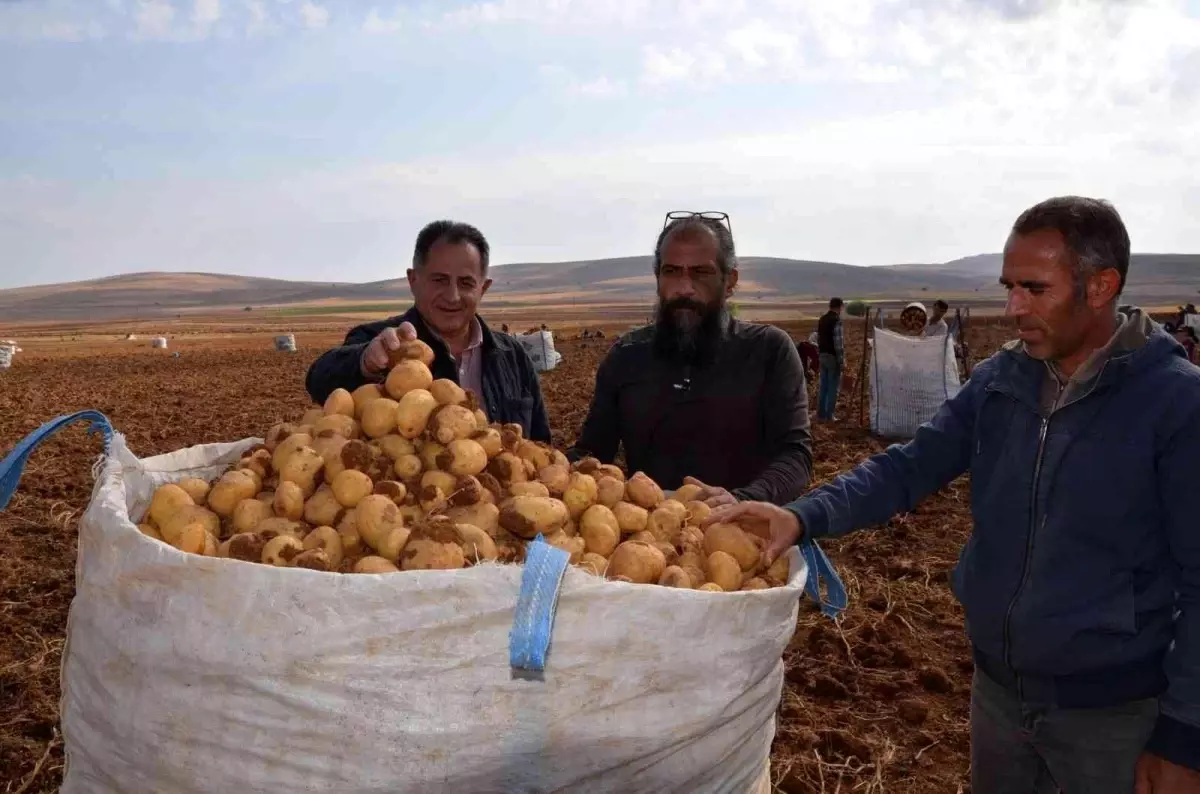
left=1010, top=196, right=1130, bottom=301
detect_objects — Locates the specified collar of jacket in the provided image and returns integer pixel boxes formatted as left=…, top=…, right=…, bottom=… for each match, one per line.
left=985, top=305, right=1179, bottom=413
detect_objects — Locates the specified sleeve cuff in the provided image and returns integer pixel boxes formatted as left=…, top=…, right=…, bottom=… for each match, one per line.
left=1145, top=714, right=1200, bottom=772
left=787, top=497, right=832, bottom=540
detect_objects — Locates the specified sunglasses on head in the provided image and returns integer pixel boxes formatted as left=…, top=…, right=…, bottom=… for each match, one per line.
left=662, top=210, right=732, bottom=236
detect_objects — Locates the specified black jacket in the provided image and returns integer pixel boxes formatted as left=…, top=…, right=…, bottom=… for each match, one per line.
left=569, top=319, right=813, bottom=504
left=304, top=307, right=551, bottom=442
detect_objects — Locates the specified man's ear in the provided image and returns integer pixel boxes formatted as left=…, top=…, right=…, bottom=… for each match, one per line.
left=1087, top=268, right=1122, bottom=309
left=480, top=277, right=493, bottom=297
left=725, top=269, right=739, bottom=298
left=406, top=268, right=417, bottom=292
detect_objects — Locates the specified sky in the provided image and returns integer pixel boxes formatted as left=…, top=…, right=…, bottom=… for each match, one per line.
left=1, top=0, right=1198, bottom=289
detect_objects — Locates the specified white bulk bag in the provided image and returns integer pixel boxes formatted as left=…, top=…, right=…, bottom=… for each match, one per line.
left=57, top=432, right=806, bottom=794
left=150, top=337, right=168, bottom=349
left=274, top=333, right=297, bottom=352
left=869, top=327, right=961, bottom=438
left=514, top=330, right=563, bottom=372
left=0, top=345, right=13, bottom=370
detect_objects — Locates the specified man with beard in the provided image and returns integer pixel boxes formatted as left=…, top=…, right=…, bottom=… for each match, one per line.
left=709, top=197, right=1200, bottom=794
left=568, top=212, right=813, bottom=507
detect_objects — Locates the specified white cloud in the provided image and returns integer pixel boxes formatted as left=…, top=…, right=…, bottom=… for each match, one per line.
left=192, top=0, right=220, bottom=35
left=363, top=7, right=403, bottom=34
left=244, top=0, right=268, bottom=34
left=297, top=1, right=328, bottom=29
left=572, top=76, right=625, bottom=98
left=134, top=0, right=175, bottom=39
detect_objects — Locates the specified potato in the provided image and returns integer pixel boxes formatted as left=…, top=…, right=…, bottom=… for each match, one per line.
left=448, top=475, right=484, bottom=507
left=646, top=507, right=683, bottom=545
left=705, top=551, right=743, bottom=592
left=292, top=548, right=334, bottom=572
left=577, top=552, right=608, bottom=576
left=488, top=452, right=528, bottom=484
left=394, top=454, right=423, bottom=481
left=313, top=413, right=358, bottom=441
left=545, top=532, right=585, bottom=563
left=323, top=388, right=356, bottom=417
left=354, top=556, right=400, bottom=573
left=149, top=484, right=194, bottom=528
left=678, top=525, right=705, bottom=551
left=226, top=532, right=267, bottom=562
left=170, top=522, right=209, bottom=554
left=659, top=565, right=693, bottom=588
left=537, top=464, right=570, bottom=496
left=376, top=434, right=416, bottom=461
left=303, top=486, right=345, bottom=528
left=549, top=450, right=569, bottom=469
left=629, top=530, right=657, bottom=545
left=400, top=520, right=466, bottom=570
left=457, top=523, right=498, bottom=563
left=255, top=517, right=307, bottom=540
left=598, top=464, right=625, bottom=482
left=373, top=480, right=408, bottom=505
left=573, top=457, right=601, bottom=476
left=301, top=525, right=345, bottom=568
left=499, top=424, right=522, bottom=453
left=159, top=504, right=221, bottom=545
left=385, top=359, right=434, bottom=400
left=697, top=582, right=724, bottom=592
left=273, top=481, right=306, bottom=520
left=499, top=495, right=569, bottom=539
left=351, top=383, right=385, bottom=418
left=704, top=523, right=762, bottom=573
left=232, top=498, right=273, bottom=534
left=262, top=535, right=305, bottom=566
left=398, top=504, right=425, bottom=524
left=674, top=483, right=704, bottom=503
left=659, top=499, right=688, bottom=522
left=625, top=472, right=664, bottom=510
left=562, top=473, right=598, bottom=519
left=279, top=446, right=324, bottom=497
left=508, top=481, right=548, bottom=498
left=429, top=404, right=477, bottom=445
left=516, top=440, right=552, bottom=471
left=678, top=548, right=706, bottom=571
left=443, top=502, right=500, bottom=537
left=387, top=338, right=435, bottom=369
left=764, top=555, right=790, bottom=586
left=264, top=422, right=298, bottom=452
left=331, top=469, right=374, bottom=508
left=741, top=578, right=771, bottom=591
left=607, top=541, right=667, bottom=584
left=272, top=432, right=313, bottom=475
left=612, top=501, right=648, bottom=534
left=685, top=501, right=711, bottom=525
left=476, top=472, right=505, bottom=503
left=430, top=378, right=468, bottom=406
left=681, top=564, right=706, bottom=588
left=472, top=428, right=502, bottom=458
left=436, top=439, right=488, bottom=477
left=361, top=397, right=400, bottom=438
left=176, top=477, right=211, bottom=505
left=418, top=440, right=445, bottom=472
left=137, top=522, right=163, bottom=542
left=300, top=408, right=326, bottom=426
left=234, top=459, right=266, bottom=489
left=579, top=504, right=620, bottom=557
left=375, top=526, right=412, bottom=563
left=596, top=476, right=625, bottom=508
left=654, top=541, right=680, bottom=567
left=355, top=494, right=405, bottom=550
left=337, top=511, right=364, bottom=556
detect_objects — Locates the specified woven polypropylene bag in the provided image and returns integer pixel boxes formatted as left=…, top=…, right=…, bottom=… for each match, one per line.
left=58, top=433, right=805, bottom=794
left=869, top=328, right=961, bottom=438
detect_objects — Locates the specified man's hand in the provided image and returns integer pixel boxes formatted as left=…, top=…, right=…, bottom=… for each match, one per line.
left=682, top=476, right=737, bottom=508
left=1135, top=753, right=1200, bottom=793
left=361, top=322, right=418, bottom=376
left=704, top=501, right=804, bottom=566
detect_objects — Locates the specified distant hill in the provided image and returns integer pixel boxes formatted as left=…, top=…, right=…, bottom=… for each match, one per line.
left=0, top=252, right=1195, bottom=322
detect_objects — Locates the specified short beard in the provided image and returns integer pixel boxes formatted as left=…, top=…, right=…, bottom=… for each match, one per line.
left=652, top=297, right=727, bottom=365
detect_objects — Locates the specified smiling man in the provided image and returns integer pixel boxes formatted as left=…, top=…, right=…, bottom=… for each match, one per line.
left=709, top=196, right=1200, bottom=794
left=568, top=211, right=813, bottom=507
left=305, top=220, right=550, bottom=441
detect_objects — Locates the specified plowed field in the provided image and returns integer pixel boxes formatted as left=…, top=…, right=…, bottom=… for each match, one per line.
left=0, top=315, right=1019, bottom=793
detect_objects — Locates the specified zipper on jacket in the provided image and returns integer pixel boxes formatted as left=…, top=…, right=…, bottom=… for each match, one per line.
left=1002, top=414, right=1049, bottom=690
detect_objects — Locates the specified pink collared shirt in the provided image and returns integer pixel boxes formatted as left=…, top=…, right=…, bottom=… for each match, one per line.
left=454, top=318, right=485, bottom=398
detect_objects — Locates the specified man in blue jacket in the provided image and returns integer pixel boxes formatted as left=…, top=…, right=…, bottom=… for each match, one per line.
left=305, top=220, right=551, bottom=442
left=709, top=196, right=1200, bottom=793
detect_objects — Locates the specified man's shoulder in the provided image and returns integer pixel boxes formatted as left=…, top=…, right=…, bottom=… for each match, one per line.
left=614, top=325, right=655, bottom=348
left=730, top=320, right=794, bottom=349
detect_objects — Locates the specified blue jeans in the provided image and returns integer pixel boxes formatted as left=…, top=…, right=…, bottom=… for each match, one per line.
left=817, top=354, right=841, bottom=419
left=970, top=670, right=1158, bottom=794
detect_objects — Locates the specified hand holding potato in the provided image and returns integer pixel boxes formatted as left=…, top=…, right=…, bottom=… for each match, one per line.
left=682, top=476, right=738, bottom=509
left=704, top=501, right=803, bottom=566
left=361, top=322, right=419, bottom=377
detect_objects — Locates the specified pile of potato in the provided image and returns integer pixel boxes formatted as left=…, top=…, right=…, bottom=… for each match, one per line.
left=138, top=339, right=788, bottom=591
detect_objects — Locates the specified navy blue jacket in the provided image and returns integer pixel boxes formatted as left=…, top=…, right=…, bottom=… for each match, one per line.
left=789, top=324, right=1200, bottom=770
left=304, top=307, right=551, bottom=443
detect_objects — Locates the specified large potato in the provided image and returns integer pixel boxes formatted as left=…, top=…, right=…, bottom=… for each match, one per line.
left=612, top=501, right=648, bottom=534
left=376, top=434, right=416, bottom=461
left=499, top=495, right=569, bottom=539
left=703, top=522, right=762, bottom=573
left=596, top=476, right=625, bottom=508
left=563, top=472, right=598, bottom=519
left=262, top=535, right=306, bottom=567
left=396, top=389, right=438, bottom=439
left=302, top=525, right=345, bottom=569
left=137, top=522, right=163, bottom=542
left=597, top=464, right=625, bottom=482
left=323, top=388, right=356, bottom=418
left=443, top=502, right=500, bottom=537
left=680, top=564, right=707, bottom=588
left=436, top=439, right=488, bottom=477
left=361, top=397, right=400, bottom=439
left=175, top=478, right=211, bottom=505
left=337, top=511, right=364, bottom=556
left=607, top=541, right=667, bottom=584
left=148, top=484, right=194, bottom=528
left=293, top=549, right=335, bottom=572
left=331, top=469, right=374, bottom=508
left=172, top=522, right=214, bottom=555
left=312, top=414, right=359, bottom=440
left=231, top=499, right=273, bottom=534
left=394, top=454, right=423, bottom=482
left=457, top=523, right=498, bottom=563
left=472, top=428, right=503, bottom=458
left=206, top=472, right=259, bottom=518
left=375, top=526, right=412, bottom=563
left=264, top=422, right=298, bottom=452
left=573, top=457, right=601, bottom=476
left=159, top=504, right=221, bottom=545
left=303, top=486, right=345, bottom=528
left=625, top=472, right=664, bottom=510
left=272, top=432, right=313, bottom=475
left=400, top=519, right=466, bottom=571
left=579, top=504, right=620, bottom=557
left=577, top=552, right=608, bottom=577
left=386, top=359, right=434, bottom=400
left=418, top=484, right=448, bottom=515
left=678, top=525, right=705, bottom=551
left=705, top=551, right=743, bottom=592
left=488, top=452, right=528, bottom=484
left=354, top=494, right=405, bottom=550
left=387, top=339, right=435, bottom=369
left=430, top=404, right=478, bottom=445
left=373, top=480, right=408, bottom=505
left=421, top=469, right=458, bottom=495
left=544, top=532, right=585, bottom=563
left=430, top=379, right=468, bottom=406
left=646, top=507, right=683, bottom=545
left=515, top=440, right=552, bottom=471
left=510, top=481, right=550, bottom=498
left=351, top=383, right=385, bottom=418
left=254, top=517, right=308, bottom=540
left=448, top=475, right=484, bottom=507
left=685, top=500, right=711, bottom=525
left=273, top=481, right=306, bottom=520
left=225, top=532, right=267, bottom=562
left=659, top=566, right=693, bottom=588
left=674, top=483, right=704, bottom=503
left=328, top=439, right=374, bottom=482
left=537, top=464, right=570, bottom=496
left=279, top=446, right=325, bottom=497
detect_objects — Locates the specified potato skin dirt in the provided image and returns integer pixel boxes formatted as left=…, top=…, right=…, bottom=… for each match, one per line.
left=0, top=316, right=1039, bottom=792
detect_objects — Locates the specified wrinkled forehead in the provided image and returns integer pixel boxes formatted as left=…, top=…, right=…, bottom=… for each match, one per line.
left=660, top=225, right=720, bottom=264
left=421, top=238, right=485, bottom=278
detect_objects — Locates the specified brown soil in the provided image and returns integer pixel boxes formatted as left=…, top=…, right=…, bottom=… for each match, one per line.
left=0, top=313, right=1022, bottom=793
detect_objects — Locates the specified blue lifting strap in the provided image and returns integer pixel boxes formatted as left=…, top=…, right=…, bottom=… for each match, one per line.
left=0, top=411, right=113, bottom=511
left=509, top=535, right=571, bottom=672
left=801, top=538, right=848, bottom=619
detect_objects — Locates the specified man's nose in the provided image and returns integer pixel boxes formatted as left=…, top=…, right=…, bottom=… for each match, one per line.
left=1005, top=290, right=1028, bottom=317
